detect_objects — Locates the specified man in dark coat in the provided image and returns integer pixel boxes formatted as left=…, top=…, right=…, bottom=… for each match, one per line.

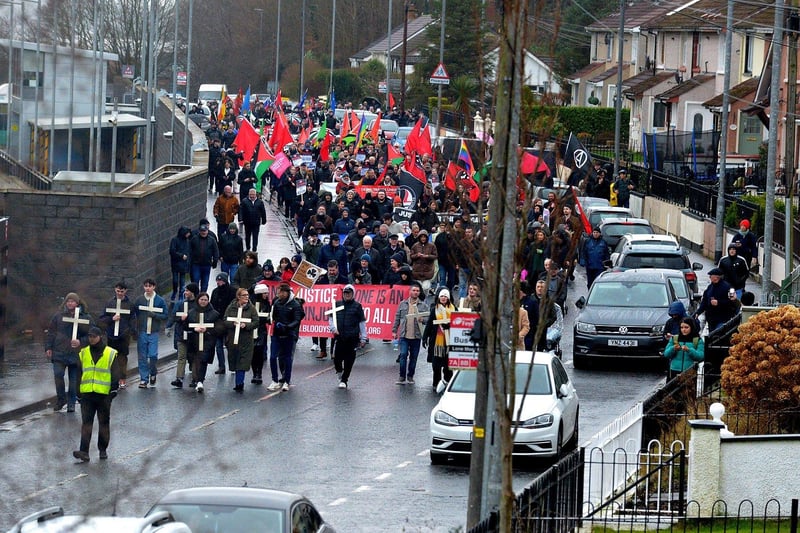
left=210, top=273, right=236, bottom=373
left=237, top=160, right=258, bottom=200
left=694, top=268, right=740, bottom=333
left=169, top=226, right=192, bottom=301
left=239, top=188, right=267, bottom=252
left=328, top=284, right=367, bottom=389
left=266, top=283, right=305, bottom=392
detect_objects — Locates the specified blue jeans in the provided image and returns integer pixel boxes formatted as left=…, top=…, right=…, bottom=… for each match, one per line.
left=398, top=338, right=421, bottom=381
left=458, top=268, right=472, bottom=299
left=270, top=336, right=296, bottom=384
left=438, top=264, right=456, bottom=292
left=191, top=264, right=213, bottom=292
left=137, top=332, right=159, bottom=382
left=171, top=270, right=188, bottom=300
left=221, top=261, right=239, bottom=282
left=52, top=358, right=79, bottom=406
left=215, top=337, right=226, bottom=370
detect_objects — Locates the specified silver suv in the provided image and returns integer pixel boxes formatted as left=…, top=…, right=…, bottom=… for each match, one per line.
left=7, top=507, right=191, bottom=533
left=607, top=234, right=703, bottom=293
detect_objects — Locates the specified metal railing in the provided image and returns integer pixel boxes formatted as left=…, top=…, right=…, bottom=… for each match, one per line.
left=0, top=151, right=52, bottom=190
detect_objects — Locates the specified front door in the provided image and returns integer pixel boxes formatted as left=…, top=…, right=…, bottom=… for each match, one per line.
left=738, top=113, right=763, bottom=155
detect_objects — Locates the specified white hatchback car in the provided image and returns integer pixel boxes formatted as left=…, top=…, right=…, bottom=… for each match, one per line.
left=429, top=350, right=579, bottom=464
left=7, top=507, right=190, bottom=533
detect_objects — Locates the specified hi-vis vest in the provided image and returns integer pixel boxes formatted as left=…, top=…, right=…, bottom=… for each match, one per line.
left=78, top=346, right=117, bottom=394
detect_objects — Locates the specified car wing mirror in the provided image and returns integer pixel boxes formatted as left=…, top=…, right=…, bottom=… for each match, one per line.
left=692, top=262, right=703, bottom=271
left=558, top=383, right=569, bottom=398
left=602, top=259, right=613, bottom=269
left=575, top=296, right=586, bottom=309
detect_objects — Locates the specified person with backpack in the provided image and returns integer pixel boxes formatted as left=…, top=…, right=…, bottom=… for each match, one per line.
left=663, top=317, right=704, bottom=381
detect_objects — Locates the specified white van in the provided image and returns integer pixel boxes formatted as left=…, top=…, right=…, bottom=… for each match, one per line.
left=197, top=83, right=227, bottom=106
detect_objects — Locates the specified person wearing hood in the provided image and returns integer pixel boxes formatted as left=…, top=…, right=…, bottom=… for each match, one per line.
left=210, top=272, right=236, bottom=374
left=328, top=284, right=367, bottom=389
left=318, top=233, right=350, bottom=275
left=303, top=229, right=323, bottom=266
left=169, top=226, right=192, bottom=301
left=187, top=291, right=222, bottom=392
left=423, top=287, right=456, bottom=392
left=410, top=229, right=438, bottom=293
left=170, top=283, right=199, bottom=389
left=46, top=292, right=93, bottom=412
left=718, top=244, right=749, bottom=298
left=383, top=253, right=407, bottom=287
left=267, top=283, right=305, bottom=392
left=233, top=250, right=262, bottom=291
left=729, top=219, right=757, bottom=274
left=224, top=288, right=260, bottom=392
left=663, top=300, right=696, bottom=343
left=72, top=326, right=125, bottom=462
left=219, top=222, right=244, bottom=281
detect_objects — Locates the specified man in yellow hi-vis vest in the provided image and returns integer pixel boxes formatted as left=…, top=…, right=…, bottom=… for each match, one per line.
left=73, top=327, right=124, bottom=463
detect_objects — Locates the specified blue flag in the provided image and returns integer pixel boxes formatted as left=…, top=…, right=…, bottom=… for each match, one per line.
left=298, top=88, right=308, bottom=109
left=241, top=85, right=251, bottom=113
left=329, top=89, right=336, bottom=111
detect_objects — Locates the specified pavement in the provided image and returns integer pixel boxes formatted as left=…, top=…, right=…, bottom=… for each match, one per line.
left=0, top=190, right=300, bottom=424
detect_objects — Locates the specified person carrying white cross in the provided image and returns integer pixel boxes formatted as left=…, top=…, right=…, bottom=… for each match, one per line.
left=133, top=278, right=168, bottom=389
left=45, top=292, right=94, bottom=412
left=169, top=283, right=199, bottom=389
left=391, top=282, right=430, bottom=386
left=223, top=288, right=260, bottom=393
left=98, top=281, right=135, bottom=390
left=186, top=291, right=221, bottom=393
left=328, top=284, right=367, bottom=390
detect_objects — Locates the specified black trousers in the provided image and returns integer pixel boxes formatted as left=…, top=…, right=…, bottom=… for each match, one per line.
left=333, top=336, right=358, bottom=383
left=252, top=342, right=267, bottom=376
left=432, top=355, right=453, bottom=388
left=79, top=392, right=112, bottom=453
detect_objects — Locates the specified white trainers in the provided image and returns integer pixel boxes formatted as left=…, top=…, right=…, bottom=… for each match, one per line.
left=311, top=343, right=320, bottom=351
left=267, top=381, right=281, bottom=391
left=338, top=381, right=347, bottom=389
left=281, top=382, right=290, bottom=392
left=196, top=381, right=204, bottom=393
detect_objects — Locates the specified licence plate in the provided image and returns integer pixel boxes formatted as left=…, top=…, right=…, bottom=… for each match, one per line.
left=609, top=339, right=638, bottom=347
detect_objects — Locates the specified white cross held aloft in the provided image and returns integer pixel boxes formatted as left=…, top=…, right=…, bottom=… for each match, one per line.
left=189, top=313, right=215, bottom=352
left=253, top=301, right=271, bottom=339
left=105, top=298, right=131, bottom=338
left=226, top=306, right=252, bottom=345
left=139, top=297, right=164, bottom=334
left=62, top=307, right=90, bottom=341
left=176, top=301, right=190, bottom=340
left=324, top=297, right=345, bottom=333
left=406, top=308, right=429, bottom=321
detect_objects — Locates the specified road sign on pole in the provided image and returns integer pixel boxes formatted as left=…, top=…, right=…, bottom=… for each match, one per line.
left=378, top=81, right=387, bottom=94
left=429, top=62, right=450, bottom=85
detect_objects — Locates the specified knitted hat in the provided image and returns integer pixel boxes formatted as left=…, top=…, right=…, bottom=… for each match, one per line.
left=64, top=292, right=80, bottom=303
left=740, top=219, right=750, bottom=229
left=185, top=283, right=200, bottom=297
left=216, top=272, right=229, bottom=282
left=361, top=254, right=371, bottom=263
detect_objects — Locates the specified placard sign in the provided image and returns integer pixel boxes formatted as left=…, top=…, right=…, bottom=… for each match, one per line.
left=448, top=311, right=480, bottom=370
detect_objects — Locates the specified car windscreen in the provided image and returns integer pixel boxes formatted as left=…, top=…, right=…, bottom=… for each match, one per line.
left=150, top=503, right=283, bottom=533
left=602, top=223, right=653, bottom=238
left=588, top=280, right=670, bottom=307
left=450, top=364, right=551, bottom=395
left=589, top=211, right=629, bottom=227
left=620, top=253, right=688, bottom=270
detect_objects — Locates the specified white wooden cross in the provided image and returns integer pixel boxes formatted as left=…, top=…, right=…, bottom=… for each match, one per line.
left=433, top=316, right=451, bottom=326
left=406, top=307, right=429, bottom=322
left=324, top=297, right=345, bottom=333
left=62, top=307, right=90, bottom=341
left=105, top=298, right=131, bottom=337
left=253, top=302, right=271, bottom=339
left=226, top=306, right=252, bottom=345
left=176, top=301, right=190, bottom=340
left=189, top=313, right=215, bottom=352
left=139, top=297, right=164, bottom=334
left=458, top=297, right=472, bottom=312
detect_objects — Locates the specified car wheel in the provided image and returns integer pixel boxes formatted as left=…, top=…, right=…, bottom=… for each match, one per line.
left=430, top=451, right=449, bottom=465
left=570, top=408, right=580, bottom=448
left=555, top=424, right=564, bottom=458
left=573, top=352, right=588, bottom=370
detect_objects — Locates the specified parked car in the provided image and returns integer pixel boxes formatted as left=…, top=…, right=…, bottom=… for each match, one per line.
left=608, top=234, right=704, bottom=293
left=147, top=487, right=336, bottom=533
left=585, top=206, right=632, bottom=230
left=7, top=507, right=190, bottom=533
left=573, top=269, right=684, bottom=369
left=188, top=113, right=211, bottom=132
left=429, top=350, right=579, bottom=464
left=368, top=118, right=400, bottom=140
left=598, top=217, right=654, bottom=248
left=577, top=197, right=610, bottom=210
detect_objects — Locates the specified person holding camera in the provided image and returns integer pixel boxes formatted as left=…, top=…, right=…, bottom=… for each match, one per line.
left=266, top=283, right=305, bottom=392
left=694, top=268, right=740, bottom=333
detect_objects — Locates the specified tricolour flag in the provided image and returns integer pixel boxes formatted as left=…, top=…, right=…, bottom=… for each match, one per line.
left=253, top=142, right=274, bottom=192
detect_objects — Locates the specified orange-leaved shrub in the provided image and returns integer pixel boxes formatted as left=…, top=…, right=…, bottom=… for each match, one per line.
left=722, top=305, right=800, bottom=411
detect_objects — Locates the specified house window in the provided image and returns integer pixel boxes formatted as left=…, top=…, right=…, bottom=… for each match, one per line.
left=693, top=113, right=704, bottom=133
left=605, top=33, right=613, bottom=60
left=742, top=115, right=761, bottom=135
left=653, top=102, right=667, bottom=128
left=743, top=34, right=754, bottom=74
left=21, top=50, right=44, bottom=100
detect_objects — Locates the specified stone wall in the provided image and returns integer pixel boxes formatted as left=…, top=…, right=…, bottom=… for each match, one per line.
left=0, top=168, right=207, bottom=335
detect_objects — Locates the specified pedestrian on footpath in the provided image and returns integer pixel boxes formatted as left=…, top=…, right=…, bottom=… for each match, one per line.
left=187, top=292, right=221, bottom=393
left=224, top=288, right=260, bottom=393
left=210, top=272, right=236, bottom=374
left=392, top=282, right=429, bottom=385
left=328, top=284, right=367, bottom=389
left=98, top=282, right=135, bottom=390
left=267, top=283, right=304, bottom=392
left=423, top=287, right=455, bottom=393
left=170, top=283, right=198, bottom=389
left=45, top=292, right=93, bottom=412
left=213, top=185, right=240, bottom=237
left=134, top=278, right=168, bottom=389
left=72, top=326, right=123, bottom=463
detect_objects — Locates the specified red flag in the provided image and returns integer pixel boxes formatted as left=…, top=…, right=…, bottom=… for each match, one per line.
left=234, top=118, right=261, bottom=162
left=340, top=111, right=352, bottom=137
left=386, top=142, right=404, bottom=165
left=520, top=150, right=551, bottom=176
left=233, top=88, right=244, bottom=116
left=417, top=116, right=433, bottom=157
left=444, top=161, right=459, bottom=192
left=268, top=111, right=294, bottom=153
left=368, top=111, right=382, bottom=143
left=319, top=133, right=332, bottom=162
left=274, top=89, right=282, bottom=109
left=571, top=186, right=593, bottom=234
left=404, top=118, right=421, bottom=155
left=389, top=93, right=396, bottom=109
left=402, top=152, right=427, bottom=183
left=297, top=125, right=310, bottom=145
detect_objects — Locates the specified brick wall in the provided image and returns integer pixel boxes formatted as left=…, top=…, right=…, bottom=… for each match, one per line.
left=0, top=169, right=207, bottom=335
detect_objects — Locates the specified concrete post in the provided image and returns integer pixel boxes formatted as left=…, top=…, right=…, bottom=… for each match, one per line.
left=687, top=419, right=724, bottom=516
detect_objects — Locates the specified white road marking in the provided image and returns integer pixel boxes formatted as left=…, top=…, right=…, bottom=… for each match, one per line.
left=417, top=449, right=428, bottom=456
left=396, top=461, right=412, bottom=468
left=354, top=485, right=371, bottom=492
left=191, top=409, right=239, bottom=431
left=17, top=473, right=88, bottom=502
left=375, top=473, right=392, bottom=480
left=328, top=497, right=348, bottom=506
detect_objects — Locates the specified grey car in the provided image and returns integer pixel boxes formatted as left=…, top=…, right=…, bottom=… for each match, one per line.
left=147, top=487, right=335, bottom=533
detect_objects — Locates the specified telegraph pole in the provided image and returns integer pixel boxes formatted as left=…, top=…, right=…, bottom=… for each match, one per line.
left=784, top=10, right=798, bottom=277
left=714, top=0, right=733, bottom=263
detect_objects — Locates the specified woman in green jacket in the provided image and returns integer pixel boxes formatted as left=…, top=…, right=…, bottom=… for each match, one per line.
left=663, top=317, right=704, bottom=381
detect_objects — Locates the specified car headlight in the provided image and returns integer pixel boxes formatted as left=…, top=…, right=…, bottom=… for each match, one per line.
left=520, top=414, right=554, bottom=429
left=575, top=322, right=596, bottom=334
left=434, top=410, right=459, bottom=427
left=651, top=324, right=665, bottom=334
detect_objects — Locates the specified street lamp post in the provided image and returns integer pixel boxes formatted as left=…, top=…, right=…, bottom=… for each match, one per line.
left=274, top=0, right=281, bottom=94
left=254, top=8, right=264, bottom=49
left=613, top=0, right=625, bottom=176
left=328, top=0, right=335, bottom=98
left=300, top=0, right=306, bottom=100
